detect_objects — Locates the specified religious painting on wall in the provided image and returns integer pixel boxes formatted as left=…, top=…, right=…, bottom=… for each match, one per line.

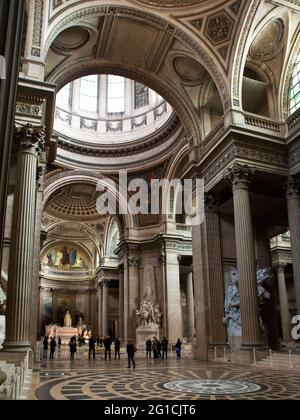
left=43, top=246, right=88, bottom=270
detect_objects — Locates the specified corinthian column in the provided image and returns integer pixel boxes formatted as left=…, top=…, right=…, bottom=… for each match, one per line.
left=287, top=176, right=300, bottom=314
left=3, top=124, right=45, bottom=351
left=102, top=280, right=109, bottom=337
left=186, top=271, right=195, bottom=340
left=275, top=264, right=291, bottom=341
left=226, top=164, right=262, bottom=348
left=97, top=283, right=103, bottom=338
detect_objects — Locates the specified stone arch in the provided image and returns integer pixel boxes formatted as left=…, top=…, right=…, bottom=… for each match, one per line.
left=43, top=220, right=104, bottom=259
left=42, top=3, right=230, bottom=146
left=231, top=0, right=262, bottom=108
left=43, top=170, right=136, bottom=231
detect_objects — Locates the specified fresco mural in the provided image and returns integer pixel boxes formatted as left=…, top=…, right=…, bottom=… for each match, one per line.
left=43, top=246, right=88, bottom=270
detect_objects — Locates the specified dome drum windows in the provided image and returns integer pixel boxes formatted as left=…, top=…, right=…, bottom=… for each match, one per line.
left=289, top=53, right=300, bottom=116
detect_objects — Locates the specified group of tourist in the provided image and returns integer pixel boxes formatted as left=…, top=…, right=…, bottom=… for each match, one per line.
left=42, top=335, right=183, bottom=365
left=42, top=335, right=62, bottom=359
left=145, top=337, right=182, bottom=359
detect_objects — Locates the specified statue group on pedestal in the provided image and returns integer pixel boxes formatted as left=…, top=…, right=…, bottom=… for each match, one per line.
left=224, top=268, right=272, bottom=337
left=136, top=287, right=162, bottom=329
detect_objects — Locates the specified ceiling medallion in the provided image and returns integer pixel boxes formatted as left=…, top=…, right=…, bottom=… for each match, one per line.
left=52, top=26, right=90, bottom=53
left=250, top=19, right=285, bottom=61
left=173, top=56, right=206, bottom=83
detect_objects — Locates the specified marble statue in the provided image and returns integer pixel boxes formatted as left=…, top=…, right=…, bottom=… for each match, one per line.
left=224, top=267, right=272, bottom=337
left=256, top=268, right=271, bottom=304
left=224, top=268, right=242, bottom=337
left=136, top=287, right=163, bottom=328
left=0, top=284, right=6, bottom=313
left=64, top=310, right=72, bottom=327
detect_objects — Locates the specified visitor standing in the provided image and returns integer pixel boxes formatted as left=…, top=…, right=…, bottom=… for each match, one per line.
left=43, top=336, right=49, bottom=359
left=175, top=338, right=182, bottom=358
left=157, top=340, right=162, bottom=358
left=69, top=337, right=77, bottom=360
left=49, top=337, right=56, bottom=359
left=89, top=336, right=96, bottom=359
left=145, top=339, right=152, bottom=359
left=127, top=339, right=136, bottom=369
left=161, top=337, right=168, bottom=360
left=152, top=337, right=158, bottom=359
left=104, top=336, right=112, bottom=360
left=114, top=338, right=121, bottom=359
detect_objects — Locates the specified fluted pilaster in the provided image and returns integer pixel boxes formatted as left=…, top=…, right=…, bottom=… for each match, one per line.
left=226, top=164, right=262, bottom=348
left=3, top=124, right=45, bottom=350
left=97, top=283, right=103, bottom=338
left=128, top=256, right=140, bottom=340
left=102, top=280, right=109, bottom=337
left=287, top=176, right=300, bottom=314
left=118, top=267, right=124, bottom=340
left=204, top=194, right=227, bottom=346
left=275, top=264, right=290, bottom=341
left=186, top=272, right=195, bottom=340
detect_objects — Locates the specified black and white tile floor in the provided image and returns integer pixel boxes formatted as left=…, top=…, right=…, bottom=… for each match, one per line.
left=21, top=348, right=300, bottom=400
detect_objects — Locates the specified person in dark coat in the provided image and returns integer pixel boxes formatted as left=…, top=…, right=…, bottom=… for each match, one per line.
left=49, top=337, right=56, bottom=359
left=152, top=337, right=158, bottom=359
left=104, top=336, right=112, bottom=360
left=157, top=340, right=162, bottom=358
left=69, top=337, right=77, bottom=360
left=43, top=336, right=49, bottom=359
left=114, top=338, right=121, bottom=360
left=145, top=339, right=152, bottom=359
left=175, top=338, right=182, bottom=358
left=161, top=337, right=169, bottom=360
left=58, top=337, right=62, bottom=349
left=89, top=336, right=96, bottom=359
left=127, top=339, right=136, bottom=369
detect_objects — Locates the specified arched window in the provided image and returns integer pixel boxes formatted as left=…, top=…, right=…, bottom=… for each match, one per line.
left=107, top=75, right=125, bottom=114
left=289, top=52, right=300, bottom=115
left=135, top=82, right=149, bottom=109
left=56, top=83, right=71, bottom=109
left=80, top=75, right=98, bottom=112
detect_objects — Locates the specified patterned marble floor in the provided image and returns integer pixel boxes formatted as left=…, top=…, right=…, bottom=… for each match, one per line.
left=21, top=347, right=300, bottom=400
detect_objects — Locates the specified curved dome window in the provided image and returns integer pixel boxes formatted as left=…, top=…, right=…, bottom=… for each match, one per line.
left=107, top=75, right=125, bottom=114
left=289, top=52, right=300, bottom=115
left=80, top=75, right=99, bottom=112
left=56, top=83, right=71, bottom=110
left=54, top=74, right=173, bottom=143
left=135, top=82, right=149, bottom=109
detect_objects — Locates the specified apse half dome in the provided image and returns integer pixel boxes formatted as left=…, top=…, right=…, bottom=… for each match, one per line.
left=54, top=74, right=173, bottom=144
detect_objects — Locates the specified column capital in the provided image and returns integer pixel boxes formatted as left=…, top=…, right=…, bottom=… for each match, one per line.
left=101, top=279, right=110, bottom=288
left=225, top=163, right=255, bottom=191
left=274, top=263, right=287, bottom=273
left=287, top=176, right=300, bottom=200
left=15, top=124, right=45, bottom=153
left=128, top=257, right=140, bottom=267
left=204, top=193, right=220, bottom=212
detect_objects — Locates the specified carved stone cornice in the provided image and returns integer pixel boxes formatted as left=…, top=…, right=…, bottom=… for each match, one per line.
left=15, top=124, right=45, bottom=154
left=287, top=176, right=300, bottom=200
left=225, top=163, right=254, bottom=191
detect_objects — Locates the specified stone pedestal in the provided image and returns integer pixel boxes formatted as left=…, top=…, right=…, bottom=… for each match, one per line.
left=136, top=326, right=159, bottom=350
left=56, top=327, right=78, bottom=344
